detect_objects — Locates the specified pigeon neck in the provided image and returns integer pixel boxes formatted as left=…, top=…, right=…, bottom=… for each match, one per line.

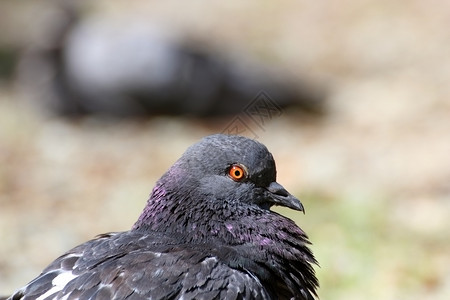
left=132, top=181, right=307, bottom=248
left=132, top=179, right=271, bottom=243
left=133, top=182, right=233, bottom=231
left=131, top=179, right=318, bottom=293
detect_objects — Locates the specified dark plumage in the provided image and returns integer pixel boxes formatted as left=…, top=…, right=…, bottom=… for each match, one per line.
left=8, top=134, right=318, bottom=300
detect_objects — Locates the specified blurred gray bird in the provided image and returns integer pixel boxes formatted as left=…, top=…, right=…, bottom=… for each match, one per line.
left=17, top=7, right=325, bottom=117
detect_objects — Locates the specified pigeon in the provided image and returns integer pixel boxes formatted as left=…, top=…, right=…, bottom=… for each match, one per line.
left=16, top=4, right=325, bottom=117
left=7, top=134, right=318, bottom=300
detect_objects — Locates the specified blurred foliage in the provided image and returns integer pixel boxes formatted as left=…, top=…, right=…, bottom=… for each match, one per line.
left=0, top=47, right=17, bottom=80
left=276, top=191, right=449, bottom=300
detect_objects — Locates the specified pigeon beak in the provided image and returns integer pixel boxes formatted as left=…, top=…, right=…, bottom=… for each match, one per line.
left=267, top=182, right=305, bottom=213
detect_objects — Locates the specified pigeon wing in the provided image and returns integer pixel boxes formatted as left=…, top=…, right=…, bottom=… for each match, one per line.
left=9, top=232, right=271, bottom=300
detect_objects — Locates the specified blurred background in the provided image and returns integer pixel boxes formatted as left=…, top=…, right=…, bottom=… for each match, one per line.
left=1, top=0, right=449, bottom=299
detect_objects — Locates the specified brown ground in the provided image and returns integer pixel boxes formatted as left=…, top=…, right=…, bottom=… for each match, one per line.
left=1, top=1, right=449, bottom=299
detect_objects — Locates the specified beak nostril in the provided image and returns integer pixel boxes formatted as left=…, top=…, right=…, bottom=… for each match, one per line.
left=275, top=188, right=289, bottom=197
left=266, top=182, right=304, bottom=212
left=267, top=182, right=289, bottom=197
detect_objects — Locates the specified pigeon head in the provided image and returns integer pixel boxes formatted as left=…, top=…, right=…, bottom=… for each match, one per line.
left=133, top=134, right=304, bottom=232
left=175, top=134, right=304, bottom=211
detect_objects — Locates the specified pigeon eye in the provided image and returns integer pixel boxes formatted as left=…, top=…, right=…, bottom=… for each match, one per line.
left=228, top=164, right=247, bottom=181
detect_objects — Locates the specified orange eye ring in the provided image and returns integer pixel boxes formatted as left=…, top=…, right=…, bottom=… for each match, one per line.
left=228, top=164, right=247, bottom=181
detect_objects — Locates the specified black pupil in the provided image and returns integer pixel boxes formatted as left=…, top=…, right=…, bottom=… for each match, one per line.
left=234, top=170, right=241, bottom=177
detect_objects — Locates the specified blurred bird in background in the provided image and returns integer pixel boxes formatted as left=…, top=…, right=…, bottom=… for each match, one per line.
left=15, top=1, right=325, bottom=118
